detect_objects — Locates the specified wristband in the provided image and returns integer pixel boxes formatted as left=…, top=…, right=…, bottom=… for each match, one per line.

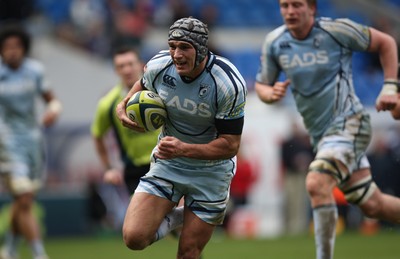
left=47, top=99, right=62, bottom=114
left=376, top=80, right=398, bottom=106
left=383, top=78, right=399, bottom=92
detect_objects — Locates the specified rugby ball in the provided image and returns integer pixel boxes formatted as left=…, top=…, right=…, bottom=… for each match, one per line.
left=125, top=90, right=167, bottom=131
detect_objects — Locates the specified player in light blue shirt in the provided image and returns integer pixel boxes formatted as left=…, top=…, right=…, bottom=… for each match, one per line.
left=116, top=17, right=246, bottom=258
left=0, top=24, right=62, bottom=259
left=256, top=1, right=400, bottom=258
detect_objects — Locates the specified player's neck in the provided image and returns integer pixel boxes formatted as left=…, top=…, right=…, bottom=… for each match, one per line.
left=290, top=19, right=314, bottom=40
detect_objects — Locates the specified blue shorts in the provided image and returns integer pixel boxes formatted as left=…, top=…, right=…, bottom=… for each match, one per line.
left=135, top=158, right=236, bottom=225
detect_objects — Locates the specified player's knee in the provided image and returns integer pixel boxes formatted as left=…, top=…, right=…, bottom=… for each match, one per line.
left=360, top=194, right=383, bottom=219
left=306, top=173, right=329, bottom=198
left=15, top=192, right=34, bottom=210
left=122, top=228, right=151, bottom=250
left=177, top=250, right=199, bottom=259
left=177, top=243, right=201, bottom=259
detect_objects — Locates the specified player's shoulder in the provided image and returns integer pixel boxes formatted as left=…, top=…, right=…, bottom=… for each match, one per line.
left=317, top=17, right=367, bottom=32
left=210, top=53, right=245, bottom=83
left=97, top=85, right=122, bottom=108
left=265, top=24, right=288, bottom=45
left=208, top=53, right=247, bottom=96
left=212, top=54, right=237, bottom=70
left=145, top=50, right=173, bottom=73
left=22, top=57, right=45, bottom=74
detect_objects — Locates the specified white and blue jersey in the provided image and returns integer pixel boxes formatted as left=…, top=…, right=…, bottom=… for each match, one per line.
left=0, top=57, right=50, bottom=185
left=142, top=50, right=247, bottom=167
left=256, top=18, right=370, bottom=145
left=136, top=51, right=246, bottom=224
left=0, top=57, right=50, bottom=134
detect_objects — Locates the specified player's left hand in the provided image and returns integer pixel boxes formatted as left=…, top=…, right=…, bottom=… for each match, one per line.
left=376, top=81, right=399, bottom=112
left=155, top=136, right=184, bottom=159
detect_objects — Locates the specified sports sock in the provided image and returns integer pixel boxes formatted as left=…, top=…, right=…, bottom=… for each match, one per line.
left=30, top=239, right=46, bottom=258
left=3, top=232, right=20, bottom=257
left=313, top=204, right=338, bottom=259
left=155, top=206, right=184, bottom=241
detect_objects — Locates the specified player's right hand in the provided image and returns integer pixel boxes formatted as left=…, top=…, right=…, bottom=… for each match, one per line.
left=116, top=100, right=145, bottom=132
left=376, top=80, right=398, bottom=112
left=270, top=79, right=291, bottom=102
left=103, top=168, right=123, bottom=185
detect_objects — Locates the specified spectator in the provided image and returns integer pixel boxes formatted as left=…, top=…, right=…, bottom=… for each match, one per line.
left=281, top=122, right=314, bottom=235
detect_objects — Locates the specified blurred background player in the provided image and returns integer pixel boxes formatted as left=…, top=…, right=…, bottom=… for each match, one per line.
left=116, top=17, right=246, bottom=258
left=255, top=0, right=400, bottom=258
left=0, top=23, right=62, bottom=259
left=91, top=46, right=159, bottom=194
left=90, top=46, right=159, bottom=229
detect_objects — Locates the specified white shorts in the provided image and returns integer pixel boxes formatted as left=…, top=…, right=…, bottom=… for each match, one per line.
left=1, top=132, right=45, bottom=195
left=313, top=112, right=371, bottom=183
left=135, top=158, right=236, bottom=225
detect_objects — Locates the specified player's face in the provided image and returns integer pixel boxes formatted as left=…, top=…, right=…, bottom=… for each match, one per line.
left=169, top=40, right=199, bottom=78
left=1, top=36, right=25, bottom=69
left=280, top=0, right=315, bottom=39
left=114, top=52, right=143, bottom=88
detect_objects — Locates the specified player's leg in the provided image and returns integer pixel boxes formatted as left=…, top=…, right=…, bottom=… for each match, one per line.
left=13, top=192, right=46, bottom=257
left=3, top=148, right=48, bottom=259
left=343, top=168, right=400, bottom=223
left=122, top=192, right=178, bottom=250
left=177, top=208, right=215, bottom=259
left=306, top=169, right=338, bottom=259
left=4, top=175, right=47, bottom=259
left=307, top=113, right=372, bottom=259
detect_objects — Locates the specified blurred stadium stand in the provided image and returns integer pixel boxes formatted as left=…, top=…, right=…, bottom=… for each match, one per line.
left=29, top=0, right=400, bottom=107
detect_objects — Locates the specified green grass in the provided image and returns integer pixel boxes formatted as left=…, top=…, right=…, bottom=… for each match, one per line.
left=17, top=230, right=400, bottom=259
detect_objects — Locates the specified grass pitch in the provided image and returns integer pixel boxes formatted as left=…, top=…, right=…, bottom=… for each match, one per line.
left=17, top=230, right=400, bottom=259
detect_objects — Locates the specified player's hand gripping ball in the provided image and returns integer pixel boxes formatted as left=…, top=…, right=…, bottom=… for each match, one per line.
left=125, top=90, right=167, bottom=131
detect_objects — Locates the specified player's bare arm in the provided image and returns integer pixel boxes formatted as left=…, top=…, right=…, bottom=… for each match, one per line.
left=42, top=90, right=62, bottom=127
left=368, top=28, right=399, bottom=111
left=255, top=79, right=290, bottom=104
left=116, top=80, right=144, bottom=130
left=156, top=134, right=241, bottom=160
left=93, top=136, right=123, bottom=185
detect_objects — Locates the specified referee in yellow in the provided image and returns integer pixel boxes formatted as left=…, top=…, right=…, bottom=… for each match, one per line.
left=91, top=46, right=159, bottom=194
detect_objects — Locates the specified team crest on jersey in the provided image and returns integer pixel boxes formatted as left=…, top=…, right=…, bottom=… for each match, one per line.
left=313, top=34, right=323, bottom=48
left=199, top=83, right=210, bottom=98
left=163, top=74, right=177, bottom=89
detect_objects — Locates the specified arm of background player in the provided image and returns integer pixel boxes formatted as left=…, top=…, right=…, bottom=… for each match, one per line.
left=93, top=136, right=123, bottom=185
left=368, top=28, right=399, bottom=111
left=41, top=90, right=62, bottom=127
left=255, top=80, right=290, bottom=104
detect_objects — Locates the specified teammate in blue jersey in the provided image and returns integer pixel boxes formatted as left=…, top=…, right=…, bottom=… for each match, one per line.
left=255, top=1, right=400, bottom=258
left=116, top=17, right=247, bottom=258
left=0, top=24, right=62, bottom=259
